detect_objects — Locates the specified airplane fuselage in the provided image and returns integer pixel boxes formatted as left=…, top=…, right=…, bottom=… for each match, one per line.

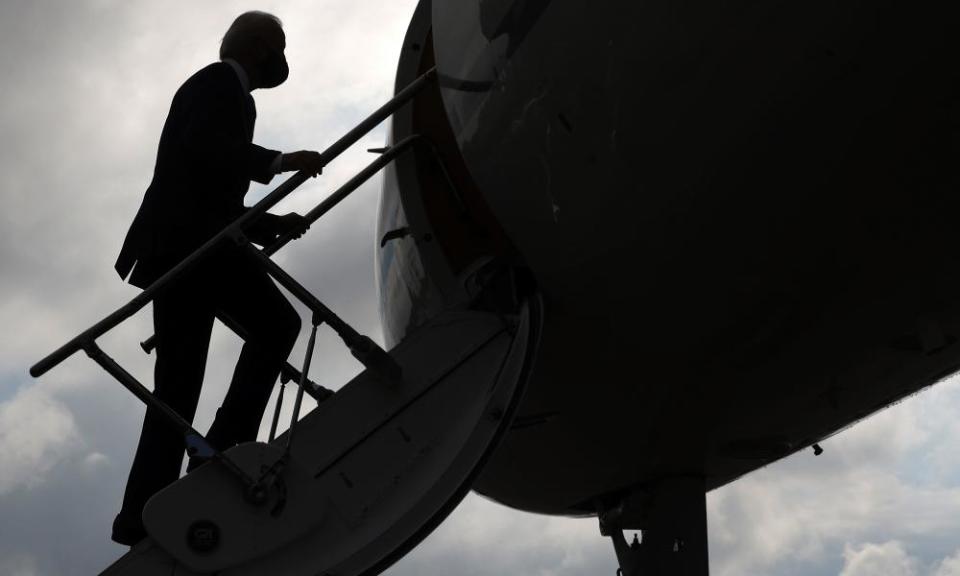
left=377, top=0, right=960, bottom=519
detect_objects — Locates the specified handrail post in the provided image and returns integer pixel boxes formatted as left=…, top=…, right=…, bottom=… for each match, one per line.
left=285, top=319, right=319, bottom=454
left=83, top=341, right=200, bottom=442
left=268, top=379, right=287, bottom=443
left=242, top=243, right=402, bottom=385
left=82, top=341, right=256, bottom=488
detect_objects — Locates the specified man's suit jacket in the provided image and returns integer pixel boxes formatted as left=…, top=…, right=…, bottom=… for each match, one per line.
left=115, top=61, right=282, bottom=289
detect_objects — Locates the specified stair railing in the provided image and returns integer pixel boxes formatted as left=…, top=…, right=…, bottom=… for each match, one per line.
left=29, top=67, right=438, bottom=499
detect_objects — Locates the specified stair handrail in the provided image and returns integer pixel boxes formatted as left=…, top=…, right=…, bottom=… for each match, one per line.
left=137, top=132, right=440, bottom=356
left=30, top=66, right=436, bottom=379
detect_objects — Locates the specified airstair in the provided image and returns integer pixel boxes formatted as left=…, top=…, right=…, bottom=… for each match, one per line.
left=30, top=67, right=541, bottom=575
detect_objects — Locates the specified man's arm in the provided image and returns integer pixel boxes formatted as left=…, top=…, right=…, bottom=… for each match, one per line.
left=244, top=151, right=322, bottom=245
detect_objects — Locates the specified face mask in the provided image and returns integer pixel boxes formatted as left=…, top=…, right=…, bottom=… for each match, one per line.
left=260, top=46, right=289, bottom=88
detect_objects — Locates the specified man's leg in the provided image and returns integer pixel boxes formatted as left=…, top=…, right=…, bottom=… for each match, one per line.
left=113, top=283, right=215, bottom=545
left=204, top=251, right=301, bottom=451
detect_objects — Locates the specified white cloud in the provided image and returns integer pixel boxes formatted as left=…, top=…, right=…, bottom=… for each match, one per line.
left=707, top=377, right=960, bottom=576
left=0, top=554, right=40, bottom=576
left=82, top=451, right=110, bottom=472
left=836, top=543, right=960, bottom=576
left=933, top=550, right=960, bottom=576
left=0, top=385, right=80, bottom=494
left=840, top=541, right=919, bottom=576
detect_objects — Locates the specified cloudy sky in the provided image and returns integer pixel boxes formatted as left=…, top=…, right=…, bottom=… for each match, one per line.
left=1, top=1, right=960, bottom=575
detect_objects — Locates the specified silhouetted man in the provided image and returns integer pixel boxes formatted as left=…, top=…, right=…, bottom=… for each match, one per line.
left=111, top=11, right=325, bottom=545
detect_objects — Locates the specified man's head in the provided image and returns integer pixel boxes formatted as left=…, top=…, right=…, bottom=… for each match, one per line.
left=220, top=11, right=288, bottom=89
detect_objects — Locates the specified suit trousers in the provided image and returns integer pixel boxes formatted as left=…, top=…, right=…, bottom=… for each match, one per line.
left=116, top=247, right=301, bottom=523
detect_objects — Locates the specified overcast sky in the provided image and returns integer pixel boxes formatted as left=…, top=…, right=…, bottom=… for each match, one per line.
left=1, top=2, right=960, bottom=575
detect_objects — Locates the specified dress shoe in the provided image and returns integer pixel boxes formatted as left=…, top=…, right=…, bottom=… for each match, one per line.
left=111, top=512, right=147, bottom=546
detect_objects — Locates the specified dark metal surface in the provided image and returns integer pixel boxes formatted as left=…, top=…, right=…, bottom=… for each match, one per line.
left=375, top=0, right=960, bottom=516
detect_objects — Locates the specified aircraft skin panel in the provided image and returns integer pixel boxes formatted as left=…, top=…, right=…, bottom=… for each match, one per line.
left=377, top=149, right=447, bottom=349
left=377, top=0, right=960, bottom=516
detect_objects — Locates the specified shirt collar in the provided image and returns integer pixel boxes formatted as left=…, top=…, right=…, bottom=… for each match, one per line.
left=222, top=58, right=250, bottom=93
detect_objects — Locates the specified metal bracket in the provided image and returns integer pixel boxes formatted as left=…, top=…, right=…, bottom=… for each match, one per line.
left=185, top=434, right=216, bottom=460
left=597, top=478, right=709, bottom=576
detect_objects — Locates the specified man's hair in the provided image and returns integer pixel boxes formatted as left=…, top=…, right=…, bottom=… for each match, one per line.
left=220, top=11, right=283, bottom=59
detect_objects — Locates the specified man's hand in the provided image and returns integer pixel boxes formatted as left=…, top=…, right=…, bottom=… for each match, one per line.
left=281, top=150, right=324, bottom=177
left=277, top=212, right=310, bottom=240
